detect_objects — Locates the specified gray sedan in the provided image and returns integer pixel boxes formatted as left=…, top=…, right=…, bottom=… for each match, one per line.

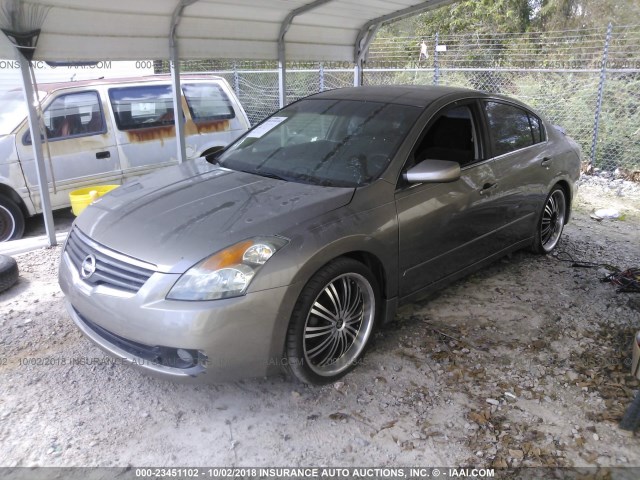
left=59, top=85, right=581, bottom=385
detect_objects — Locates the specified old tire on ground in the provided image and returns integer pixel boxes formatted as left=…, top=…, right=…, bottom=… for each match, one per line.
left=0, top=254, right=19, bottom=293
left=285, top=257, right=380, bottom=385
left=620, top=390, right=640, bottom=432
left=0, top=194, right=25, bottom=242
left=532, top=185, right=567, bottom=254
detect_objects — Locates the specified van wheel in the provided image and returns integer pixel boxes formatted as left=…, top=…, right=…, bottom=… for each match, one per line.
left=0, top=195, right=25, bottom=242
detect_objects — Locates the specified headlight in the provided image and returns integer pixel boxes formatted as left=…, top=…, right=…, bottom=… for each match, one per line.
left=167, top=236, right=288, bottom=301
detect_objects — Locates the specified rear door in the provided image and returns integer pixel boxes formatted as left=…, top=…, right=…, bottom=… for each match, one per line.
left=16, top=89, right=122, bottom=210
left=480, top=100, right=551, bottom=243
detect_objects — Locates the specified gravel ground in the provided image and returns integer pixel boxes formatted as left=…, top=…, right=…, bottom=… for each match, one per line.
left=0, top=178, right=639, bottom=471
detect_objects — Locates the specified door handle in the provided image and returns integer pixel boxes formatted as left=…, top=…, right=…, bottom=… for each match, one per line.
left=479, top=182, right=497, bottom=195
left=96, top=151, right=111, bottom=159
left=541, top=157, right=552, bottom=167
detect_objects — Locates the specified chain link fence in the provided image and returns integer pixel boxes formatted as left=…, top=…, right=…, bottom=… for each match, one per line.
left=160, top=25, right=640, bottom=175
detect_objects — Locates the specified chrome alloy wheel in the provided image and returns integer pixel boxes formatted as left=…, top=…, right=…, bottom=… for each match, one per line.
left=540, top=188, right=566, bottom=252
left=302, top=273, right=375, bottom=377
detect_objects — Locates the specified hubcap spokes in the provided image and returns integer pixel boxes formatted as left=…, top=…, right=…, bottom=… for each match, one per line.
left=303, top=273, right=374, bottom=376
left=541, top=191, right=565, bottom=251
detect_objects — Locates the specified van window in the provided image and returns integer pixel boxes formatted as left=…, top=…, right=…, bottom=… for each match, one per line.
left=182, top=83, right=235, bottom=121
left=25, top=91, right=104, bottom=143
left=109, top=85, right=177, bottom=131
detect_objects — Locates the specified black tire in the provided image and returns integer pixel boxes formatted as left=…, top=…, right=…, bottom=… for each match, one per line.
left=620, top=390, right=640, bottom=432
left=531, top=185, right=567, bottom=254
left=0, top=254, right=19, bottom=294
left=0, top=194, right=25, bottom=242
left=285, top=257, right=380, bottom=385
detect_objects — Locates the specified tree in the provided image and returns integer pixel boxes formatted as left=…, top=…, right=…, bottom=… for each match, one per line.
left=410, top=0, right=640, bottom=35
left=414, top=0, right=534, bottom=36
left=531, top=0, right=640, bottom=30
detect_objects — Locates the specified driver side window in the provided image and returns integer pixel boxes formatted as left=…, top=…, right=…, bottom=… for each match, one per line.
left=24, top=91, right=105, bottom=145
left=44, top=92, right=104, bottom=140
left=414, top=104, right=479, bottom=168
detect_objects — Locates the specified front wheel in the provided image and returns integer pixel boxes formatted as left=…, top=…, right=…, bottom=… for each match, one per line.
left=0, top=195, right=25, bottom=243
left=285, top=258, right=379, bottom=385
left=532, top=186, right=567, bottom=254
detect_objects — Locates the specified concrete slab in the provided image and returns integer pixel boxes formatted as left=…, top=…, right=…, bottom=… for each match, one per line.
left=0, top=231, right=68, bottom=257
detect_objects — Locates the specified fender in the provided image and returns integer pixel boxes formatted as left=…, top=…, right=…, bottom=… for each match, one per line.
left=0, top=135, right=37, bottom=217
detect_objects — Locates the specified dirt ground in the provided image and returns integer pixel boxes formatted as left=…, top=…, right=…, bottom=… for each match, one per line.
left=0, top=176, right=639, bottom=472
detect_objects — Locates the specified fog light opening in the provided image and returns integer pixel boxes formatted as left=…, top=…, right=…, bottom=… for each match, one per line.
left=176, top=348, right=195, bottom=368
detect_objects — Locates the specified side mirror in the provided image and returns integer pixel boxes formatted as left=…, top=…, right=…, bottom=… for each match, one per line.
left=204, top=145, right=225, bottom=164
left=404, top=159, right=461, bottom=184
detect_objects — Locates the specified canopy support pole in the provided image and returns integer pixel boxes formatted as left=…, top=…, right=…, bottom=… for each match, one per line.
left=170, top=0, right=198, bottom=164
left=278, top=0, right=334, bottom=108
left=169, top=48, right=186, bottom=164
left=354, top=24, right=379, bottom=87
left=18, top=53, right=56, bottom=246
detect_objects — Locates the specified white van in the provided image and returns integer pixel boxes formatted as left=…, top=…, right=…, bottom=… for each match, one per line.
left=0, top=75, right=250, bottom=241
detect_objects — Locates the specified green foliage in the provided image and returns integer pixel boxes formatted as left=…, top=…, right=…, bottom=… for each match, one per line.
left=533, top=0, right=640, bottom=30
left=372, top=1, right=640, bottom=171
left=412, top=0, right=640, bottom=35
left=595, top=74, right=640, bottom=170
left=415, top=0, right=532, bottom=35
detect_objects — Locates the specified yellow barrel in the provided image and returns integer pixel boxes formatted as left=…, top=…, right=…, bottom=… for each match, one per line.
left=69, top=185, right=119, bottom=216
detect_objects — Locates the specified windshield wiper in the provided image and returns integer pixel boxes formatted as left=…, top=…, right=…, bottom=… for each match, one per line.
left=244, top=169, right=290, bottom=182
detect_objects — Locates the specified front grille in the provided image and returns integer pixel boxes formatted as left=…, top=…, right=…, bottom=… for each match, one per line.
left=65, top=228, right=155, bottom=293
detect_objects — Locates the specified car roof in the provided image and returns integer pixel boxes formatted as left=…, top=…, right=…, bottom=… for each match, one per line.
left=29, top=74, right=227, bottom=93
left=308, top=85, right=484, bottom=108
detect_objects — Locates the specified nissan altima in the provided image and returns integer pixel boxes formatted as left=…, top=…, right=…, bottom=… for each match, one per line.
left=59, top=85, right=582, bottom=385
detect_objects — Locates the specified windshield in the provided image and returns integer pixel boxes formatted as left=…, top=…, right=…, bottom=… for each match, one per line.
left=218, top=98, right=421, bottom=187
left=0, top=91, right=29, bottom=135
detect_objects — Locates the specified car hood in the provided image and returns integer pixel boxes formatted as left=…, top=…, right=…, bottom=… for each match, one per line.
left=75, top=159, right=354, bottom=273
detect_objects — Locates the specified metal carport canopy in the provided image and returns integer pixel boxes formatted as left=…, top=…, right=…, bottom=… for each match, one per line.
left=0, top=0, right=455, bottom=248
left=0, top=0, right=454, bottom=62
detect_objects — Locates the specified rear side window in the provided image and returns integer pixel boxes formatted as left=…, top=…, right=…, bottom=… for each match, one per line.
left=109, top=85, right=175, bottom=131
left=183, top=83, right=235, bottom=121
left=529, top=114, right=544, bottom=143
left=484, top=101, right=544, bottom=156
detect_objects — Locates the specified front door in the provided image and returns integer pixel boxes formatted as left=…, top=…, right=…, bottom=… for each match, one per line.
left=396, top=101, right=506, bottom=298
left=17, top=90, right=122, bottom=211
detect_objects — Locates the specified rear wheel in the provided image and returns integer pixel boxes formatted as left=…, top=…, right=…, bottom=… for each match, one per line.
left=286, top=258, right=379, bottom=385
left=0, top=195, right=25, bottom=242
left=532, top=186, right=566, bottom=254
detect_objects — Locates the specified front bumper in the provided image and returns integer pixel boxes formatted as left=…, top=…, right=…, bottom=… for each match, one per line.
left=59, top=247, right=300, bottom=383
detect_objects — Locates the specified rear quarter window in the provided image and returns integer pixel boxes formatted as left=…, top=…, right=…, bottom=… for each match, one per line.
left=182, top=83, right=235, bottom=121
